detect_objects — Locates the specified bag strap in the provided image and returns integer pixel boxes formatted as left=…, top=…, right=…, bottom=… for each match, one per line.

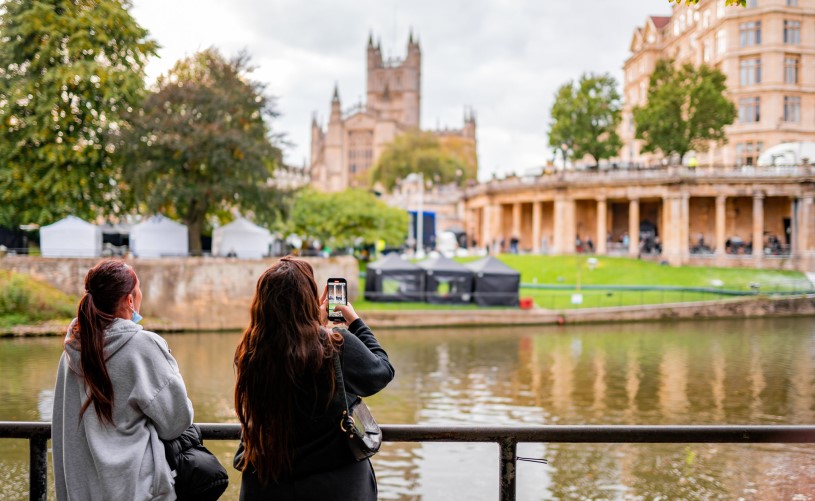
left=332, top=350, right=355, bottom=432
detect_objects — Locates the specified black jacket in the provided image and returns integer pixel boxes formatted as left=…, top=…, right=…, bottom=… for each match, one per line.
left=235, top=318, right=395, bottom=500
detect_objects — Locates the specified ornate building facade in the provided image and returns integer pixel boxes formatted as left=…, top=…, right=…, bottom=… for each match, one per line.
left=461, top=2, right=815, bottom=271
left=309, top=33, right=477, bottom=192
left=621, top=0, right=815, bottom=167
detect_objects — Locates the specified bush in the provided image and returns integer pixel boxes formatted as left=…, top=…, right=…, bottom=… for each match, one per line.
left=0, top=274, right=31, bottom=315
left=0, top=270, right=76, bottom=326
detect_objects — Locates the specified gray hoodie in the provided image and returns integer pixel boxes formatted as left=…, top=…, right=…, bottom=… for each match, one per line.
left=52, top=318, right=194, bottom=500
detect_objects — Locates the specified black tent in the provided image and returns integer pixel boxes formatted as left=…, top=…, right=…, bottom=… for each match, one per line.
left=417, top=255, right=474, bottom=305
left=364, top=253, right=425, bottom=302
left=465, top=257, right=521, bottom=306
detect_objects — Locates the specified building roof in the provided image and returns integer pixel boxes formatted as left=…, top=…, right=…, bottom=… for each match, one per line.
left=650, top=16, right=671, bottom=29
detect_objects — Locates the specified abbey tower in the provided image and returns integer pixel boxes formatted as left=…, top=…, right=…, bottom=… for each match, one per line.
left=310, top=33, right=477, bottom=192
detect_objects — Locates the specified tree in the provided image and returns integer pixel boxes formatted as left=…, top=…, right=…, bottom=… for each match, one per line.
left=0, top=0, right=157, bottom=227
left=120, top=49, right=282, bottom=254
left=289, top=189, right=409, bottom=250
left=370, top=130, right=472, bottom=191
left=548, top=73, right=622, bottom=166
left=633, top=59, right=736, bottom=162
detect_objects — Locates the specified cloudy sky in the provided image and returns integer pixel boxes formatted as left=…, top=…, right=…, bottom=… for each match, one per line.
left=130, top=0, right=671, bottom=179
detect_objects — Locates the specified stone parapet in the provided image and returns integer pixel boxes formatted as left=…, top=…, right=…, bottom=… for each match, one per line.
left=0, top=256, right=359, bottom=331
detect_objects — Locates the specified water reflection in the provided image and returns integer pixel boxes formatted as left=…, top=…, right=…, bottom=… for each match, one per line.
left=1, top=318, right=815, bottom=499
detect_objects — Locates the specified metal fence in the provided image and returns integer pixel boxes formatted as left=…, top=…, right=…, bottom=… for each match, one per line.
left=3, top=421, right=815, bottom=501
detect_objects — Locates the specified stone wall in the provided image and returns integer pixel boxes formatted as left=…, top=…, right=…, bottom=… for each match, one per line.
left=0, top=256, right=359, bottom=331
left=362, top=295, right=815, bottom=329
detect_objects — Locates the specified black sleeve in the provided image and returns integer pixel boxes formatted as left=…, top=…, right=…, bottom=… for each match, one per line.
left=337, top=319, right=395, bottom=397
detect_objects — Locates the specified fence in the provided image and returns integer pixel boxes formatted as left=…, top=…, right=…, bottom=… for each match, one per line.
left=3, top=422, right=815, bottom=501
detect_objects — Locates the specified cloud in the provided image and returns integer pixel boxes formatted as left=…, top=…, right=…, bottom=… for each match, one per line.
left=130, top=0, right=669, bottom=178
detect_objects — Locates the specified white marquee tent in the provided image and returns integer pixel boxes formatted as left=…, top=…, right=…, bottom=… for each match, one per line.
left=212, top=218, right=272, bottom=259
left=130, top=215, right=188, bottom=258
left=39, top=216, right=102, bottom=258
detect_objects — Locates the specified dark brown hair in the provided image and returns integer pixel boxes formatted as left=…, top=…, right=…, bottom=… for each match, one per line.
left=71, top=259, right=138, bottom=424
left=234, top=256, right=342, bottom=482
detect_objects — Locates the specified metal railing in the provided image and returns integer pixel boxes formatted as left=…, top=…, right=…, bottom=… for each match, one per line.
left=3, top=422, right=815, bottom=501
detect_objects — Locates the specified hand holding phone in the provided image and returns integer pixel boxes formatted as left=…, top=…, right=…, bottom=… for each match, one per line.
left=327, top=278, right=347, bottom=323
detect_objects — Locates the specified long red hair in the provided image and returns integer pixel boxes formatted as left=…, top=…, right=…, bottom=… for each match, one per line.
left=72, top=259, right=138, bottom=424
left=234, top=256, right=342, bottom=482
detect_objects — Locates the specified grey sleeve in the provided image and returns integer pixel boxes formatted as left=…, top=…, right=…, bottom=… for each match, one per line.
left=141, top=371, right=194, bottom=440
left=338, top=319, right=395, bottom=397
left=132, top=334, right=194, bottom=440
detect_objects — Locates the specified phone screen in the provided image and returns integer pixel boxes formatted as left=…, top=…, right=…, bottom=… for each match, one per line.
left=328, top=280, right=347, bottom=320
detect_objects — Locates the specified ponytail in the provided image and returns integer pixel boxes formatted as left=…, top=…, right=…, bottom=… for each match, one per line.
left=71, top=260, right=138, bottom=425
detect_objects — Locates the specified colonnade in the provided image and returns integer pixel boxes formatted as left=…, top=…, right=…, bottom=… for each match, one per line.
left=464, top=172, right=815, bottom=270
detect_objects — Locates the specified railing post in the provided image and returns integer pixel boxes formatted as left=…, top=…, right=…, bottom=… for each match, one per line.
left=498, top=437, right=517, bottom=501
left=30, top=435, right=47, bottom=501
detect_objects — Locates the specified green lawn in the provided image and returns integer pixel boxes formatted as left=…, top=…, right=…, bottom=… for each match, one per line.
left=356, top=254, right=812, bottom=310
left=482, top=255, right=810, bottom=291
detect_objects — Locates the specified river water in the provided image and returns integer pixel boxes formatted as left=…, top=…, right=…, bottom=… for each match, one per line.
left=2, top=317, right=815, bottom=500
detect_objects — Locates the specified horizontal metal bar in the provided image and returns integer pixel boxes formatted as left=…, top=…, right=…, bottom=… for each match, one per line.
left=0, top=422, right=50, bottom=439
left=5, top=422, right=815, bottom=444
left=379, top=425, right=815, bottom=444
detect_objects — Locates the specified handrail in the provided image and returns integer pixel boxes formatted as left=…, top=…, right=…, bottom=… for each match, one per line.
left=4, top=422, right=815, bottom=501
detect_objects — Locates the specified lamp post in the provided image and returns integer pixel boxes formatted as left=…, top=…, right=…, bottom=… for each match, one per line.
left=416, top=172, right=424, bottom=258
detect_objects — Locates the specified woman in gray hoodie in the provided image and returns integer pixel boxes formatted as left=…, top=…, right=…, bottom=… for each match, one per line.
left=52, top=260, right=194, bottom=500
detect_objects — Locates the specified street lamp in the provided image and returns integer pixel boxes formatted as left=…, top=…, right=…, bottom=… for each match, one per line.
left=416, top=172, right=424, bottom=259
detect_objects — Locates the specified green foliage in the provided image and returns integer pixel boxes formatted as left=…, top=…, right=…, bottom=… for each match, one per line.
left=0, top=274, right=31, bottom=314
left=289, top=189, right=409, bottom=249
left=370, top=130, right=472, bottom=191
left=0, top=270, right=76, bottom=326
left=0, top=0, right=157, bottom=227
left=633, top=59, right=736, bottom=161
left=548, top=73, right=622, bottom=165
left=120, top=49, right=283, bottom=254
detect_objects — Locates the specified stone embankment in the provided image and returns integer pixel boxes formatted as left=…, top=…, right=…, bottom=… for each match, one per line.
left=0, top=255, right=358, bottom=333
left=2, top=256, right=814, bottom=335
left=362, top=294, right=815, bottom=329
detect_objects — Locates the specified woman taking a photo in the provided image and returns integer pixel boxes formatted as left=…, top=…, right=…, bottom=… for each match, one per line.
left=234, top=257, right=394, bottom=500
left=53, top=260, right=194, bottom=500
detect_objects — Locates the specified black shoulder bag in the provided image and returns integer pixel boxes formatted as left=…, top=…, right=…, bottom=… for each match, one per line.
left=163, top=423, right=229, bottom=501
left=332, top=351, right=382, bottom=461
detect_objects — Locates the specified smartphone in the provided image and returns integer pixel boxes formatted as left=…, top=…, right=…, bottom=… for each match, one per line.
left=327, top=278, right=347, bottom=322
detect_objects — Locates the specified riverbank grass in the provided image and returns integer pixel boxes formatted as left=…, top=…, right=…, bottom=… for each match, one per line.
left=0, top=270, right=76, bottom=329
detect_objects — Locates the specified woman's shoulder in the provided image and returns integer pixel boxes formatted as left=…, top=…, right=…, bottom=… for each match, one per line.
left=124, top=327, right=174, bottom=362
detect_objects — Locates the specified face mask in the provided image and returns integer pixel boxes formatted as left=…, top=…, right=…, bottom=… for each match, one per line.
left=131, top=308, right=143, bottom=324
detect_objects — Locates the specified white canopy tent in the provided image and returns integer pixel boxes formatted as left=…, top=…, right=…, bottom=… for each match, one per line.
left=130, top=215, right=188, bottom=258
left=212, top=218, right=272, bottom=259
left=757, top=141, right=815, bottom=166
left=39, top=216, right=102, bottom=257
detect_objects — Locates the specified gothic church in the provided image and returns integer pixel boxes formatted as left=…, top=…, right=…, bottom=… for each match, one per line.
left=309, top=32, right=477, bottom=192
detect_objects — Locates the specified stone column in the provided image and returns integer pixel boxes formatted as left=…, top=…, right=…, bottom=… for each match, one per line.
left=628, top=198, right=640, bottom=257
left=596, top=197, right=608, bottom=255
left=803, top=196, right=814, bottom=253
left=511, top=202, right=521, bottom=240
left=679, top=194, right=690, bottom=262
left=482, top=204, right=493, bottom=251
left=752, top=193, right=764, bottom=260
left=553, top=197, right=575, bottom=254
left=790, top=198, right=803, bottom=259
left=715, top=195, right=726, bottom=257
left=532, top=201, right=542, bottom=253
